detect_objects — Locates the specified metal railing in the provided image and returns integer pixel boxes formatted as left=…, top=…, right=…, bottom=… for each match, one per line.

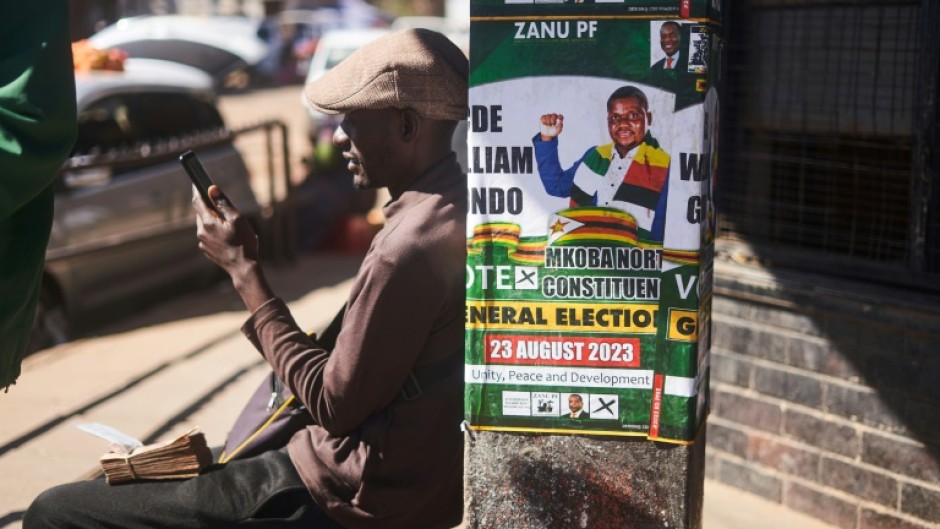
left=228, top=119, right=298, bottom=264
left=60, top=119, right=299, bottom=263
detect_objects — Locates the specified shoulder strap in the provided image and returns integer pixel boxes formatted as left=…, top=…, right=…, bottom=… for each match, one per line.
left=398, top=349, right=464, bottom=402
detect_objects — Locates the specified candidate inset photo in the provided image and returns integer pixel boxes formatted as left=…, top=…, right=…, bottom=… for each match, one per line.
left=563, top=393, right=590, bottom=419
left=650, top=20, right=686, bottom=72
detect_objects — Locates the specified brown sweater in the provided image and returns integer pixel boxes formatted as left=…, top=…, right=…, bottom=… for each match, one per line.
left=242, top=154, right=467, bottom=529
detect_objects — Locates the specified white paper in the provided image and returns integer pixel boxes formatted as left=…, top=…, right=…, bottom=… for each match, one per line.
left=75, top=422, right=144, bottom=453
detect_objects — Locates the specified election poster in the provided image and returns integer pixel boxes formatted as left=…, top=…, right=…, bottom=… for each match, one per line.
left=465, top=0, right=721, bottom=443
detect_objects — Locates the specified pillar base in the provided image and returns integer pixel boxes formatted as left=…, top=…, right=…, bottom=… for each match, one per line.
left=462, top=424, right=706, bottom=529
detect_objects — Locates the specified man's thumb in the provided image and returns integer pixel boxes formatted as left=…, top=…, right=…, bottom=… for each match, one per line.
left=207, top=185, right=232, bottom=212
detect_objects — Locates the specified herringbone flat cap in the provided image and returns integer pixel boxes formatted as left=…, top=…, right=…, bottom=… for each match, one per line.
left=303, top=28, right=468, bottom=121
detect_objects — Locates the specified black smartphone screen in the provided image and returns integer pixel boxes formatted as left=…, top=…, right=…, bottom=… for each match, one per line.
left=179, top=150, right=218, bottom=213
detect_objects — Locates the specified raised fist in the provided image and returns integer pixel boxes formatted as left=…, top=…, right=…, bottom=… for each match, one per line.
left=539, top=113, right=564, bottom=140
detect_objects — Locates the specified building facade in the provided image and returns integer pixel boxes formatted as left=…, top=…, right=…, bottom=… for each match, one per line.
left=709, top=1, right=940, bottom=527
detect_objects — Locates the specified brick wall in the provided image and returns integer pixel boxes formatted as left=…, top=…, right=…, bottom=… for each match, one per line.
left=706, top=261, right=940, bottom=529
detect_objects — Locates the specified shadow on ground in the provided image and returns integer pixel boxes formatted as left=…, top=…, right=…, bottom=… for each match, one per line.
left=70, top=250, right=364, bottom=344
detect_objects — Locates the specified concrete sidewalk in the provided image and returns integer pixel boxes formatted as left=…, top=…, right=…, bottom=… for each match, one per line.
left=0, top=252, right=834, bottom=529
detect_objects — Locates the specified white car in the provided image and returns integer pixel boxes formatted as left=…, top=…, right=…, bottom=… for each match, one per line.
left=32, top=58, right=260, bottom=350
left=89, top=15, right=268, bottom=89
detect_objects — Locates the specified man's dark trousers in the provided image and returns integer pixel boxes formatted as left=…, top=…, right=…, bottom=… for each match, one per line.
left=23, top=449, right=346, bottom=529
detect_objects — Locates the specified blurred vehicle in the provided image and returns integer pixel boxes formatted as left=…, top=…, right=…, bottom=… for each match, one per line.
left=259, top=6, right=390, bottom=86
left=280, top=9, right=344, bottom=82
left=30, top=58, right=261, bottom=351
left=89, top=15, right=268, bottom=90
left=301, top=27, right=390, bottom=165
left=390, top=16, right=469, bottom=54
left=389, top=16, right=450, bottom=33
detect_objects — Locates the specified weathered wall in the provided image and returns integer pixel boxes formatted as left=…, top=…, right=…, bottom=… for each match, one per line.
left=707, top=260, right=940, bottom=529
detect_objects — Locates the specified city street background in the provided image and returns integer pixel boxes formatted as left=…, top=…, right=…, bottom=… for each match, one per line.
left=0, top=86, right=836, bottom=529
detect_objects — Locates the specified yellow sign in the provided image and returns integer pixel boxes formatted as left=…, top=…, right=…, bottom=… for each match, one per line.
left=667, top=309, right=698, bottom=341
left=466, top=300, right=659, bottom=333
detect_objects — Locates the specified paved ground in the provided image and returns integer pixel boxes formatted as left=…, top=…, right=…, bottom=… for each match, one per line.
left=0, top=253, right=835, bottom=529
left=0, top=253, right=358, bottom=527
left=0, top=86, right=838, bottom=529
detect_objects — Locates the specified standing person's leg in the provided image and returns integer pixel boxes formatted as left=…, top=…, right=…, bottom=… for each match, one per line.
left=24, top=449, right=344, bottom=529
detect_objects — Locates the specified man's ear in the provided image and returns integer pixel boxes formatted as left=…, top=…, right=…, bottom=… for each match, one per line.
left=647, top=111, right=653, bottom=127
left=400, top=108, right=422, bottom=142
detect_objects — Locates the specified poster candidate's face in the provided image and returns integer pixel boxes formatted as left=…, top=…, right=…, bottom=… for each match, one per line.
left=607, top=97, right=651, bottom=156
left=568, top=395, right=584, bottom=413
left=660, top=23, right=680, bottom=56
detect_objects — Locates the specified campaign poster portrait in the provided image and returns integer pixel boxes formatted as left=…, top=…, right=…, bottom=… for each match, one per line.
left=465, top=10, right=721, bottom=443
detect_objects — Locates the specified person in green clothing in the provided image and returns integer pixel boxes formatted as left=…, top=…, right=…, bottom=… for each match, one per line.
left=0, top=1, right=78, bottom=389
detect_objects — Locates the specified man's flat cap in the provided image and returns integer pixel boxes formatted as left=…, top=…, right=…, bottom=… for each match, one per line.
left=304, top=28, right=468, bottom=121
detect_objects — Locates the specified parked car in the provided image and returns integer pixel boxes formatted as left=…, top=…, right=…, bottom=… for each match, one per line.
left=30, top=58, right=260, bottom=351
left=279, top=8, right=344, bottom=82
left=301, top=27, right=390, bottom=166
left=89, top=15, right=268, bottom=90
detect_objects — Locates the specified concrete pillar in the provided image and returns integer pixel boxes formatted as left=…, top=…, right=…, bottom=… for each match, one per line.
left=464, top=2, right=721, bottom=527
left=464, top=427, right=707, bottom=529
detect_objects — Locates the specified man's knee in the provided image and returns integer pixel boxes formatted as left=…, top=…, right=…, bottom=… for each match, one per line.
left=23, top=479, right=116, bottom=529
left=24, top=483, right=87, bottom=529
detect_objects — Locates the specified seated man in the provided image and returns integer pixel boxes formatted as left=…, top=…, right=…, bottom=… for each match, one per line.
left=24, top=28, right=468, bottom=529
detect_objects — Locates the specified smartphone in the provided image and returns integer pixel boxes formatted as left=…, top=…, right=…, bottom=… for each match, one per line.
left=179, top=150, right=218, bottom=214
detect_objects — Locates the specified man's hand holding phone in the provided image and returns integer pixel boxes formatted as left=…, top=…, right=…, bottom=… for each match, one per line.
left=182, top=151, right=273, bottom=312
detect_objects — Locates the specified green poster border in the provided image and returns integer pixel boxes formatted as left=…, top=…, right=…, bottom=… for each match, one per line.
left=466, top=12, right=720, bottom=443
